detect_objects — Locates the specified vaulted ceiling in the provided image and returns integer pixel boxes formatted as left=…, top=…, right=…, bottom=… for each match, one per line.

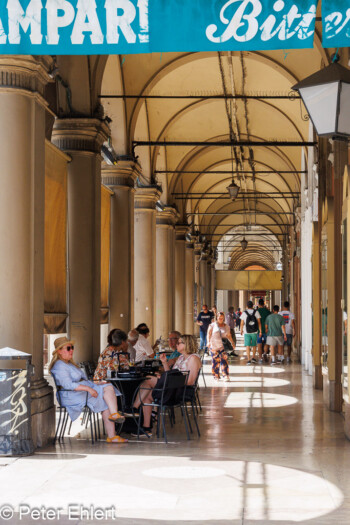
left=100, top=27, right=330, bottom=268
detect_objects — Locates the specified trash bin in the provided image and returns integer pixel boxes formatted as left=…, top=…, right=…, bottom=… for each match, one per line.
left=0, top=348, right=35, bottom=456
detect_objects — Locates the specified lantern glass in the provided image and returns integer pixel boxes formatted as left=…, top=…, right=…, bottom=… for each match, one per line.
left=299, top=82, right=339, bottom=136
left=227, top=182, right=239, bottom=200
left=338, top=83, right=350, bottom=136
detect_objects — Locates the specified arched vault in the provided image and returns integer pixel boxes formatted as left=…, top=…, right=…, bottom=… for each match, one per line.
left=96, top=36, right=329, bottom=269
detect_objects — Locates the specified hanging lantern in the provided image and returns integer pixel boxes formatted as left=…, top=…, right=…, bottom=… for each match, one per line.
left=292, top=61, right=350, bottom=139
left=241, top=237, right=248, bottom=251
left=227, top=181, right=240, bottom=200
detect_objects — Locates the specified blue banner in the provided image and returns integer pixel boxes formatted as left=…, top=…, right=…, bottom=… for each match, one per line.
left=322, top=0, right=350, bottom=48
left=0, top=0, right=317, bottom=55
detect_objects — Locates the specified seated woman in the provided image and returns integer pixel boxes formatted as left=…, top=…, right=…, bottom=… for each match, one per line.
left=50, top=337, right=127, bottom=444
left=93, top=329, right=130, bottom=381
left=134, top=334, right=201, bottom=437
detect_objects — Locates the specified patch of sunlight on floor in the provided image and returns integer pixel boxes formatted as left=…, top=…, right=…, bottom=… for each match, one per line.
left=224, top=391, right=298, bottom=408
left=203, top=365, right=286, bottom=374
left=8, top=455, right=342, bottom=522
left=228, top=376, right=290, bottom=387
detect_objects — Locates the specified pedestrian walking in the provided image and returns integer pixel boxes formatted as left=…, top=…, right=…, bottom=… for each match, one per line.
left=265, top=305, right=287, bottom=365
left=207, top=312, right=235, bottom=381
left=196, top=304, right=214, bottom=354
left=225, top=306, right=239, bottom=353
left=240, top=300, right=262, bottom=365
left=279, top=301, right=295, bottom=363
left=257, top=298, right=271, bottom=363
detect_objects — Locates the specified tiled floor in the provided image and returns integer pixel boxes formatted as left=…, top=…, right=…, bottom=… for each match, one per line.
left=1, top=340, right=350, bottom=524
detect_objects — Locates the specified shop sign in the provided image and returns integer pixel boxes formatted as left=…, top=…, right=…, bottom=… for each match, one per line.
left=322, top=0, right=350, bottom=48
left=0, top=0, right=318, bottom=55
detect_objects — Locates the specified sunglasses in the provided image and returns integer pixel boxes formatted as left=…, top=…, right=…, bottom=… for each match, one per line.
left=176, top=340, right=184, bottom=345
left=64, top=345, right=74, bottom=351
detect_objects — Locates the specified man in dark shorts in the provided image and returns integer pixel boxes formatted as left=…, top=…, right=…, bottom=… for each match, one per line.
left=197, top=304, right=214, bottom=354
left=265, top=305, right=287, bottom=365
left=257, top=298, right=271, bottom=363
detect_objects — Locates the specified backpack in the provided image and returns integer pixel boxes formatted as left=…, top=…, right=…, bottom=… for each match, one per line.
left=245, top=310, right=258, bottom=333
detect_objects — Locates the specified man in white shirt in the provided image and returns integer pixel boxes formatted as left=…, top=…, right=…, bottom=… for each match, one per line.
left=279, top=301, right=295, bottom=363
left=127, top=329, right=139, bottom=362
left=134, top=323, right=155, bottom=361
left=240, top=300, right=262, bottom=365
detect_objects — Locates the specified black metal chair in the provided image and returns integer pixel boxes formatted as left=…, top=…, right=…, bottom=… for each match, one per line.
left=135, top=371, right=190, bottom=443
left=52, top=374, right=100, bottom=445
left=183, top=372, right=201, bottom=437
left=78, top=361, right=105, bottom=437
left=79, top=361, right=96, bottom=380
left=199, top=351, right=207, bottom=387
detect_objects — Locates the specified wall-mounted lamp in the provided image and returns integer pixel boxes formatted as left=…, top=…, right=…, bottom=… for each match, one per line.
left=292, top=58, right=350, bottom=140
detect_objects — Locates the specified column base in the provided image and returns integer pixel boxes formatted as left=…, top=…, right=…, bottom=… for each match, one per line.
left=323, top=373, right=342, bottom=412
left=313, top=364, right=323, bottom=389
left=344, top=398, right=350, bottom=441
left=31, top=379, right=55, bottom=448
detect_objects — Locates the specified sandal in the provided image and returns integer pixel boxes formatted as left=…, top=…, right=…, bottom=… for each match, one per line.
left=108, top=412, right=125, bottom=423
left=131, top=427, right=152, bottom=438
left=151, top=409, right=158, bottom=423
left=106, top=435, right=128, bottom=444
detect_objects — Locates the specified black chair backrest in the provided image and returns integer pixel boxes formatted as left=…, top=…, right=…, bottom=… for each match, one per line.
left=185, top=369, right=201, bottom=401
left=161, top=370, right=189, bottom=405
left=51, top=371, right=64, bottom=407
left=79, top=361, right=96, bottom=380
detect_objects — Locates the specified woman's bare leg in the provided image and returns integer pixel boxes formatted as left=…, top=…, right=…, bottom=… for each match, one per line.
left=102, top=409, right=117, bottom=438
left=133, top=379, right=156, bottom=428
left=133, top=377, right=157, bottom=409
left=143, top=406, right=153, bottom=428
left=102, top=384, right=119, bottom=414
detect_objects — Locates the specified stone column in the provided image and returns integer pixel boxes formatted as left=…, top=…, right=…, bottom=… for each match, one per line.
left=102, top=160, right=139, bottom=332
left=185, top=242, right=195, bottom=334
left=0, top=56, right=55, bottom=447
left=194, top=243, right=202, bottom=335
left=155, top=207, right=178, bottom=338
left=175, top=225, right=188, bottom=333
left=206, top=257, right=212, bottom=306
left=243, top=290, right=249, bottom=308
left=199, top=252, right=208, bottom=306
left=312, top=222, right=322, bottom=389
left=52, top=118, right=109, bottom=364
left=232, top=290, right=240, bottom=310
left=211, top=260, right=216, bottom=307
left=134, top=187, right=161, bottom=340
left=168, top=219, right=176, bottom=331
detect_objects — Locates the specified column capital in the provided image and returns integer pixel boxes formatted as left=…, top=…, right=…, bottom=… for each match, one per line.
left=52, top=118, right=109, bottom=154
left=175, top=224, right=188, bottom=241
left=102, top=159, right=141, bottom=189
left=134, top=186, right=162, bottom=210
left=156, top=206, right=179, bottom=226
left=210, top=257, right=217, bottom=268
left=0, top=55, right=53, bottom=98
left=194, top=242, right=203, bottom=256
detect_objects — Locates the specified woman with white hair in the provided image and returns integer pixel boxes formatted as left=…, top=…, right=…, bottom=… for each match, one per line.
left=49, top=337, right=127, bottom=444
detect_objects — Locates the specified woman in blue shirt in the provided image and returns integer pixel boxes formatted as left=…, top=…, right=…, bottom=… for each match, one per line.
left=49, top=337, right=127, bottom=444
